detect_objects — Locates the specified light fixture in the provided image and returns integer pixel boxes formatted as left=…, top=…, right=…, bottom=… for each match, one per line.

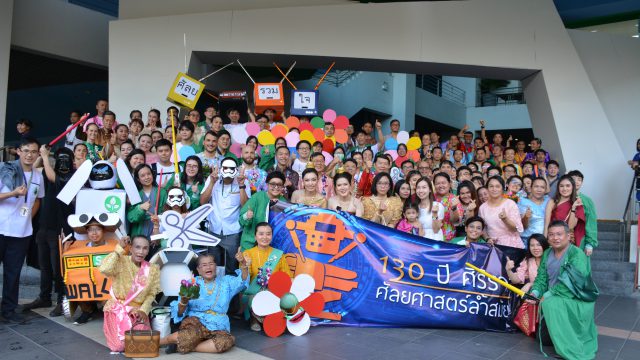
left=590, top=30, right=598, bottom=32
left=633, top=35, right=639, bottom=38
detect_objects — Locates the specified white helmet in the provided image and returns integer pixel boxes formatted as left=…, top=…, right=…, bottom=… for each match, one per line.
left=89, top=161, right=117, bottom=190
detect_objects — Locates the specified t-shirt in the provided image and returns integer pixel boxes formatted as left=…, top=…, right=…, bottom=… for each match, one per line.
left=418, top=202, right=445, bottom=241
left=153, top=162, right=178, bottom=186
left=0, top=169, right=45, bottom=237
left=292, top=158, right=308, bottom=177
left=517, top=196, right=549, bottom=240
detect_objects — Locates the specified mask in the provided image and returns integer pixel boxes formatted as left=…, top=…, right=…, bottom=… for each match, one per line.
left=219, top=158, right=238, bottom=179
left=54, top=148, right=73, bottom=175
left=89, top=161, right=117, bottom=190
left=166, top=188, right=186, bottom=207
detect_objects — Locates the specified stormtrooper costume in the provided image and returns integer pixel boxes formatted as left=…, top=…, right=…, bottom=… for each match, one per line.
left=201, top=156, right=251, bottom=274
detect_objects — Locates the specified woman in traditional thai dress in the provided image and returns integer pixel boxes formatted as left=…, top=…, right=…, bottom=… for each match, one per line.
left=361, top=172, right=403, bottom=227
left=100, top=235, right=161, bottom=353
left=290, top=168, right=327, bottom=208
left=544, top=175, right=585, bottom=247
left=327, top=172, right=363, bottom=216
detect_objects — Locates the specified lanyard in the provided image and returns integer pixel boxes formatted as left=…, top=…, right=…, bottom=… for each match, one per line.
left=22, top=169, right=35, bottom=205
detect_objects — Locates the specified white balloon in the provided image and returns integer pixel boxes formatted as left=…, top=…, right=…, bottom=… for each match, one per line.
left=251, top=290, right=281, bottom=316
left=290, top=274, right=315, bottom=302
left=396, top=131, right=410, bottom=144
left=287, top=313, right=311, bottom=336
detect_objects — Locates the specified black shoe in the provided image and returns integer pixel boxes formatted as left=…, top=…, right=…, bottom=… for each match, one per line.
left=21, top=298, right=52, bottom=312
left=73, top=311, right=93, bottom=325
left=165, top=344, right=177, bottom=354
left=2, top=312, right=26, bottom=324
left=49, top=303, right=63, bottom=317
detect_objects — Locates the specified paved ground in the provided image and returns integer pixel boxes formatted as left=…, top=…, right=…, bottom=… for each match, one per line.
left=2, top=264, right=640, bottom=359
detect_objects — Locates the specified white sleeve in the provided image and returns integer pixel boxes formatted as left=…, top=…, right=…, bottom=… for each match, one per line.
left=201, top=177, right=212, bottom=194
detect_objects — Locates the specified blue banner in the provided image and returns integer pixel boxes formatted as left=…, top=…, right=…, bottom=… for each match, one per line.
left=269, top=204, right=526, bottom=331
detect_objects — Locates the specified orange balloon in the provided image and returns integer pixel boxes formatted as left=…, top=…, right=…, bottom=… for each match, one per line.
left=312, top=128, right=326, bottom=142
left=271, top=124, right=288, bottom=139
left=285, top=116, right=300, bottom=129
left=334, top=129, right=348, bottom=144
left=408, top=150, right=421, bottom=161
left=299, top=122, right=314, bottom=132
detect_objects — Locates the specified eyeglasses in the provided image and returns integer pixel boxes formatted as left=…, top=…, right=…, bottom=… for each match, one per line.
left=377, top=181, right=391, bottom=186
left=268, top=182, right=284, bottom=189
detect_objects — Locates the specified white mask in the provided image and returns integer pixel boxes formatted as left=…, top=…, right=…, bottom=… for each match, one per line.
left=219, top=158, right=238, bottom=179
left=166, top=188, right=186, bottom=207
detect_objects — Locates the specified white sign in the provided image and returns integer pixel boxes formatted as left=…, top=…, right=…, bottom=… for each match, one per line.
left=173, top=75, right=202, bottom=102
left=293, top=91, right=317, bottom=110
left=75, top=189, right=127, bottom=239
left=257, top=84, right=281, bottom=100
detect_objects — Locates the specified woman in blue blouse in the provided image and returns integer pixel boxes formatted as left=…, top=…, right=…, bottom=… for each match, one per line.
left=160, top=252, right=250, bottom=354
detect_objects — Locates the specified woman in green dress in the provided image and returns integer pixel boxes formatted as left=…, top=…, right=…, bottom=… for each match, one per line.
left=163, top=155, right=204, bottom=209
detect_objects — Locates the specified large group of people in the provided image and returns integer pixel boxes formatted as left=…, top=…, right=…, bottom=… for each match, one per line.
left=0, top=98, right=608, bottom=358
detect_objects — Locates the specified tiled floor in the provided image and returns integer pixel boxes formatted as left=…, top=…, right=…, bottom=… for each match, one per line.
left=2, top=293, right=640, bottom=359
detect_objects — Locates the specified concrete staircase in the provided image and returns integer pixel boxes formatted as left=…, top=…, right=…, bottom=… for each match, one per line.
left=590, top=221, right=636, bottom=297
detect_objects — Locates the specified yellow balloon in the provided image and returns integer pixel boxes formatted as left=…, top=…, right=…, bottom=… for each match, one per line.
left=299, top=130, right=315, bottom=144
left=257, top=130, right=275, bottom=145
left=406, top=137, right=422, bottom=151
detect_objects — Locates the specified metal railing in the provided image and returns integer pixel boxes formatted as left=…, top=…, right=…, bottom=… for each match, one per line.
left=621, top=171, right=640, bottom=265
left=479, top=86, right=526, bottom=107
left=415, top=75, right=466, bottom=106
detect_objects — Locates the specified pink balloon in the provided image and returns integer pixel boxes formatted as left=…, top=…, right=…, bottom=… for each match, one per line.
left=246, top=122, right=260, bottom=136
left=230, top=143, right=242, bottom=157
left=322, top=151, right=334, bottom=166
left=285, top=132, right=300, bottom=147
left=385, top=150, right=399, bottom=161
left=323, top=109, right=337, bottom=123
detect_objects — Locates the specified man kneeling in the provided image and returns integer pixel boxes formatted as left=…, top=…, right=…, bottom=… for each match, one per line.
left=160, top=253, right=250, bottom=354
left=528, top=220, right=598, bottom=360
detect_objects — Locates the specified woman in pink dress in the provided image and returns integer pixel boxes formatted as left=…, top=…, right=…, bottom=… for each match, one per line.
left=478, top=176, right=524, bottom=248
left=543, top=175, right=585, bottom=247
left=504, top=234, right=548, bottom=293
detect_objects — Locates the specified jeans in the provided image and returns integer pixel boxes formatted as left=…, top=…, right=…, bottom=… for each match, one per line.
left=36, top=229, right=65, bottom=303
left=0, top=234, right=30, bottom=316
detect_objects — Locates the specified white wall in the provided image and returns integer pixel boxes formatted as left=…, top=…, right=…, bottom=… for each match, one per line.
left=569, top=30, right=640, bottom=161
left=12, top=0, right=113, bottom=67
left=108, top=0, right=633, bottom=219
left=0, top=0, right=13, bottom=146
left=466, top=104, right=532, bottom=132
left=415, top=88, right=466, bottom=129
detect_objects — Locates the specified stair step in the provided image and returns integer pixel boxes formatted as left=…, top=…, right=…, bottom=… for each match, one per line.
left=597, top=222, right=624, bottom=232
left=592, top=271, right=636, bottom=282
left=591, top=250, right=622, bottom=261
left=590, top=260, right=636, bottom=272
left=596, top=279, right=635, bottom=296
left=596, top=242, right=620, bottom=251
left=597, top=231, right=623, bottom=241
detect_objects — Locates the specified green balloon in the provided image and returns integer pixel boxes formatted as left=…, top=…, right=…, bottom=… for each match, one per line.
left=310, top=116, right=325, bottom=129
left=279, top=292, right=299, bottom=311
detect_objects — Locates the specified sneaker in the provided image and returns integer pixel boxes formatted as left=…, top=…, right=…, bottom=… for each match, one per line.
left=3, top=312, right=26, bottom=324
left=21, top=298, right=52, bottom=312
left=73, top=311, right=93, bottom=325
left=49, top=303, right=63, bottom=317
left=250, top=320, right=262, bottom=332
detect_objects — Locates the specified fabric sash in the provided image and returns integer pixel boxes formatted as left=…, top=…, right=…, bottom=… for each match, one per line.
left=245, top=248, right=283, bottom=296
left=108, top=261, right=151, bottom=341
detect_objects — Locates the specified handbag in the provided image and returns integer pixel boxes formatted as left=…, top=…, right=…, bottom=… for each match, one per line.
left=513, top=301, right=539, bottom=337
left=124, top=319, right=160, bottom=358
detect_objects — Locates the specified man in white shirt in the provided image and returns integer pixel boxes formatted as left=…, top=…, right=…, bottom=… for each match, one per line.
left=0, top=139, right=45, bottom=323
left=200, top=157, right=250, bottom=274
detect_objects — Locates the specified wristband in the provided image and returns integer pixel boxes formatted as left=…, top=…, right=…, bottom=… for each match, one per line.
left=239, top=185, right=246, bottom=189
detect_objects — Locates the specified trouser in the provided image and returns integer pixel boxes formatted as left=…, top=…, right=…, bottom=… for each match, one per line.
left=176, top=317, right=235, bottom=354
left=210, top=232, right=241, bottom=275
left=36, top=229, right=64, bottom=303
left=0, top=234, right=30, bottom=316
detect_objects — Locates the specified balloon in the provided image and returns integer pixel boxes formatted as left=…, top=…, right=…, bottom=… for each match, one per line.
left=408, top=149, right=421, bottom=161
left=333, top=115, right=349, bottom=130
left=384, top=138, right=398, bottom=151
left=322, top=109, right=336, bottom=123
left=322, top=151, right=333, bottom=166
left=285, top=116, right=300, bottom=129
left=385, top=150, right=398, bottom=161
left=299, top=130, right=315, bottom=143
left=179, top=145, right=196, bottom=161
left=397, top=131, right=410, bottom=144
left=285, top=131, right=300, bottom=147
left=272, top=124, right=288, bottom=139
left=406, top=137, right=422, bottom=151
left=246, top=122, right=261, bottom=136
left=258, top=130, right=275, bottom=145
left=230, top=143, right=242, bottom=158
left=310, top=117, right=325, bottom=129
left=230, top=125, right=249, bottom=144
left=322, top=139, right=335, bottom=154
left=298, top=122, right=314, bottom=132
left=312, top=128, right=326, bottom=142
left=334, top=129, right=348, bottom=144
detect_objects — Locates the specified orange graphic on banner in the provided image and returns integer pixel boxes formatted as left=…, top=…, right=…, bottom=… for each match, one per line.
left=285, top=213, right=365, bottom=320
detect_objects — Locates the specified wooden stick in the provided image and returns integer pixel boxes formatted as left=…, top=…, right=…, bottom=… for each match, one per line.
left=314, top=62, right=335, bottom=90
left=204, top=90, right=219, bottom=100
left=170, top=109, right=180, bottom=181
left=48, top=113, right=90, bottom=146
left=273, top=62, right=298, bottom=90
left=236, top=59, right=255, bottom=84
left=199, top=62, right=235, bottom=82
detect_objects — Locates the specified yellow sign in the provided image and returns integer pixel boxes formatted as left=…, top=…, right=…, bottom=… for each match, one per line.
left=167, top=72, right=205, bottom=109
left=65, top=256, right=90, bottom=269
